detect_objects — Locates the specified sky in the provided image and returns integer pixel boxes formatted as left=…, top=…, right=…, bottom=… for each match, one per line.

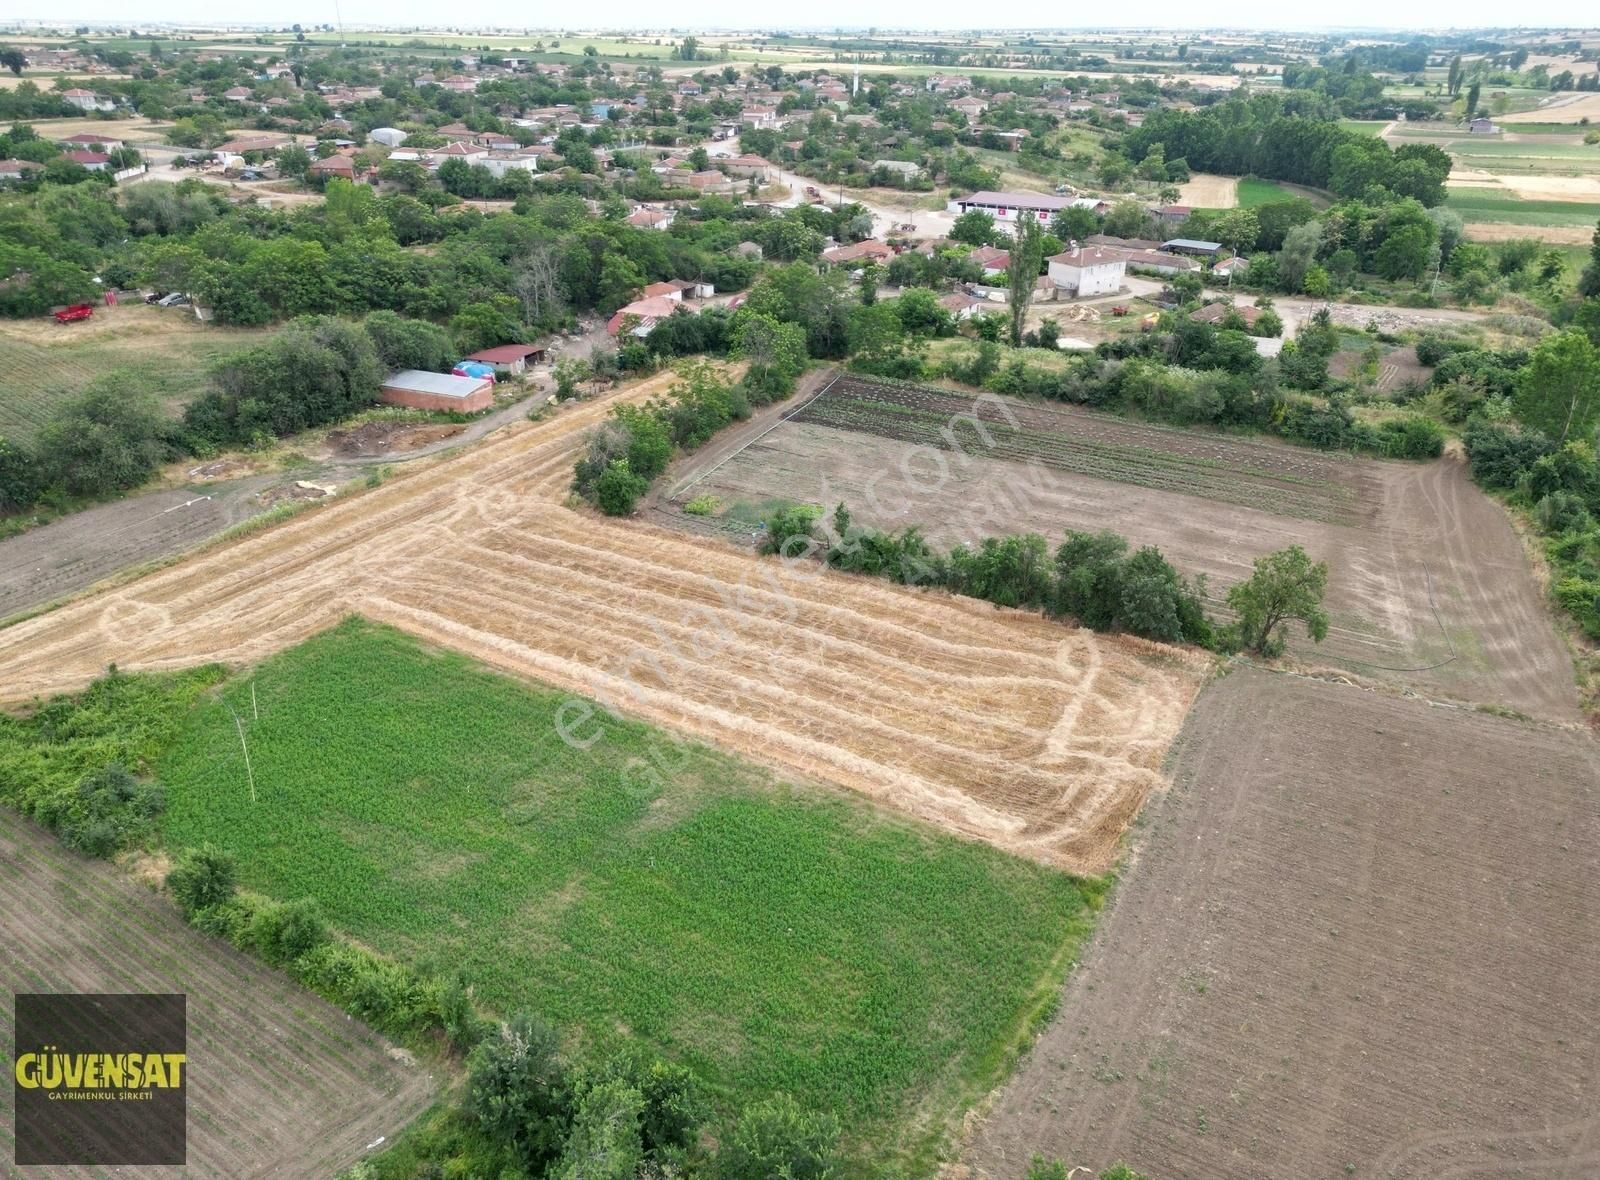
left=6, top=5, right=1600, bottom=33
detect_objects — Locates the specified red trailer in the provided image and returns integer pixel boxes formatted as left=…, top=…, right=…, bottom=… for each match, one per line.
left=52, top=303, right=95, bottom=324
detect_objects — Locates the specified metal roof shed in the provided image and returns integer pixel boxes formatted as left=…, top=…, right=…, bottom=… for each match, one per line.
left=1162, top=239, right=1224, bottom=256
left=379, top=370, right=494, bottom=413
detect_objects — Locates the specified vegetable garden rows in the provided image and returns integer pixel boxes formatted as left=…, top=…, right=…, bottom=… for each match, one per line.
left=794, top=378, right=1365, bottom=525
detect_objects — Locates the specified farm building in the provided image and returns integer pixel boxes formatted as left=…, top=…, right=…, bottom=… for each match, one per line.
left=947, top=190, right=1072, bottom=223
left=1121, top=248, right=1199, bottom=276
left=379, top=370, right=494, bottom=413
left=1162, top=238, right=1224, bottom=257
left=465, top=344, right=546, bottom=376
left=370, top=127, right=408, bottom=147
left=1212, top=255, right=1250, bottom=280
left=0, top=159, right=44, bottom=180
left=1047, top=245, right=1126, bottom=297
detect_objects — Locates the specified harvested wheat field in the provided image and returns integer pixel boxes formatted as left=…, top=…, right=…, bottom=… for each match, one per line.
left=657, top=376, right=1578, bottom=721
left=1176, top=172, right=1238, bottom=208
left=0, top=809, right=434, bottom=1177
left=963, top=669, right=1600, bottom=1180
left=0, top=370, right=1209, bottom=874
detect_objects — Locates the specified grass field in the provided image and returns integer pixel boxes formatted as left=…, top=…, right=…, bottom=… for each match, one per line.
left=1444, top=187, right=1600, bottom=227
left=0, top=307, right=261, bottom=441
left=154, top=618, right=1106, bottom=1169
left=1338, top=119, right=1389, bottom=135
left=1236, top=176, right=1300, bottom=207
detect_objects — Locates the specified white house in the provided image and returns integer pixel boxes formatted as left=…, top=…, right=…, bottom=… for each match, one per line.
left=61, top=88, right=115, bottom=113
left=1046, top=245, right=1126, bottom=297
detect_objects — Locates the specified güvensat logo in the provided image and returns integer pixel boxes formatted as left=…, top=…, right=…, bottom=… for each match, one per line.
left=12, top=993, right=187, bottom=1165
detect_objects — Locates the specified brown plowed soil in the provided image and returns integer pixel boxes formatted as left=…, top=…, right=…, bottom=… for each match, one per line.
left=656, top=379, right=1578, bottom=721
left=0, top=370, right=1208, bottom=874
left=963, top=669, right=1600, bottom=1179
left=326, top=421, right=465, bottom=458
left=0, top=809, right=435, bottom=1178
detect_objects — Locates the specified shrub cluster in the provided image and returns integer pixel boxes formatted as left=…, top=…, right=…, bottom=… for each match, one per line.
left=1465, top=421, right=1600, bottom=639
left=572, top=359, right=793, bottom=517
left=768, top=504, right=1215, bottom=647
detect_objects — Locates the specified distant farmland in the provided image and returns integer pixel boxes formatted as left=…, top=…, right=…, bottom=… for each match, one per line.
left=1444, top=188, right=1600, bottom=227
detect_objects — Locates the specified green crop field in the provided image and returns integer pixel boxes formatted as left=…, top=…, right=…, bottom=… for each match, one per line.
left=1237, top=176, right=1300, bottom=207
left=155, top=619, right=1103, bottom=1169
left=1444, top=188, right=1600, bottom=227
left=1338, top=119, right=1390, bottom=135
left=0, top=314, right=262, bottom=441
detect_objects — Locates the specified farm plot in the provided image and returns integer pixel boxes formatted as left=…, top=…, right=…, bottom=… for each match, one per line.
left=781, top=376, right=1372, bottom=525
left=0, top=368, right=1210, bottom=876
left=0, top=808, right=434, bottom=1178
left=658, top=375, right=1578, bottom=720
left=0, top=305, right=262, bottom=441
left=151, top=618, right=1106, bottom=1170
left=964, top=669, right=1600, bottom=1180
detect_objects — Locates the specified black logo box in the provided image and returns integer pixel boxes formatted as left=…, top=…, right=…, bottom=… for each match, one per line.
left=12, top=993, right=186, bottom=1166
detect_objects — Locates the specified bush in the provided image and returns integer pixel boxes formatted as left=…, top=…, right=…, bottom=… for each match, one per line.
left=1537, top=491, right=1595, bottom=534
left=49, top=763, right=165, bottom=858
left=36, top=377, right=177, bottom=499
left=245, top=896, right=330, bottom=965
left=166, top=843, right=238, bottom=916
left=468, top=1013, right=570, bottom=1172
left=594, top=459, right=649, bottom=516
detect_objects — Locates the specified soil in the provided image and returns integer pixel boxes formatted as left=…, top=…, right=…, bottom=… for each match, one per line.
left=1499, top=92, right=1600, bottom=124
left=962, top=668, right=1600, bottom=1179
left=258, top=480, right=336, bottom=507
left=0, top=369, right=1208, bottom=875
left=1465, top=221, right=1597, bottom=245
left=1449, top=168, right=1600, bottom=202
left=1176, top=173, right=1238, bottom=208
left=0, top=808, right=436, bottom=1179
left=654, top=378, right=1578, bottom=721
left=325, top=421, right=466, bottom=459
left=1327, top=343, right=1428, bottom=390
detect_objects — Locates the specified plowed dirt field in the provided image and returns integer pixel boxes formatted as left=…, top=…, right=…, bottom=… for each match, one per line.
left=0, top=809, right=434, bottom=1178
left=964, top=669, right=1600, bottom=1179
left=0, top=371, right=1208, bottom=874
left=658, top=377, right=1577, bottom=721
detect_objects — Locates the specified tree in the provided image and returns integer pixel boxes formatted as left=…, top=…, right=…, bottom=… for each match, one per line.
left=950, top=208, right=999, bottom=246
left=735, top=311, right=808, bottom=396
left=469, top=1013, right=570, bottom=1171
left=0, top=47, right=25, bottom=77
left=511, top=243, right=563, bottom=326
left=1466, top=81, right=1482, bottom=119
left=36, top=377, right=173, bottom=498
left=363, top=310, right=453, bottom=373
left=275, top=144, right=312, bottom=180
left=1578, top=219, right=1600, bottom=299
left=1515, top=330, right=1600, bottom=444
left=0, top=433, right=39, bottom=513
left=1227, top=545, right=1330, bottom=655
left=166, top=844, right=237, bottom=916
left=715, top=1094, right=840, bottom=1180
left=1007, top=212, right=1044, bottom=348
left=555, top=1078, right=644, bottom=1180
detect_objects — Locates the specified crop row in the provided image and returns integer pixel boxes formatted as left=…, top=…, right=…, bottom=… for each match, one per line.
left=796, top=396, right=1358, bottom=524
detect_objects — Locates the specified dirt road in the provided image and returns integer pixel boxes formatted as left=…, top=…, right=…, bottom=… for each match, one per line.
left=964, top=669, right=1600, bottom=1179
left=0, top=371, right=1208, bottom=874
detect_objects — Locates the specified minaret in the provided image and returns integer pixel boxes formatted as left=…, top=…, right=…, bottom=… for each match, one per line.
left=853, top=59, right=860, bottom=97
